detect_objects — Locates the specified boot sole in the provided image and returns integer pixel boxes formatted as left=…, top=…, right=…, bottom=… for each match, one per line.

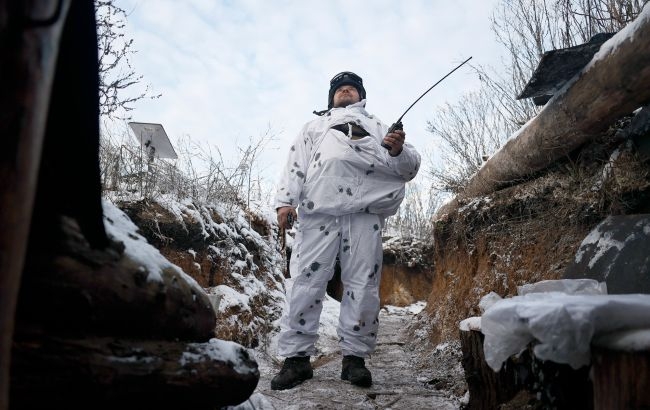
left=271, top=373, right=313, bottom=391
left=341, top=371, right=372, bottom=387
left=350, top=378, right=372, bottom=387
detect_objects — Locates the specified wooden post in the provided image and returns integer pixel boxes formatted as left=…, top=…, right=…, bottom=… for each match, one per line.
left=592, top=330, right=650, bottom=410
left=0, top=2, right=70, bottom=409
left=460, top=329, right=522, bottom=409
left=460, top=327, right=593, bottom=408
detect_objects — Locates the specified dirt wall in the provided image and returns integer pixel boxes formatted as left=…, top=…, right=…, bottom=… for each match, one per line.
left=424, top=130, right=650, bottom=344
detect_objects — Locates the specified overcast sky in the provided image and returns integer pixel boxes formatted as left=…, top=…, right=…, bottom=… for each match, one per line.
left=113, top=0, right=506, bottom=191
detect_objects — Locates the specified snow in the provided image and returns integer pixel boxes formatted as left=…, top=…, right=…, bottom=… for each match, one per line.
left=459, top=316, right=481, bottom=332
left=102, top=198, right=203, bottom=293
left=211, top=284, right=252, bottom=312
left=181, top=338, right=258, bottom=375
left=574, top=216, right=632, bottom=271
left=593, top=328, right=650, bottom=351
left=592, top=145, right=625, bottom=191
left=517, top=278, right=607, bottom=296
left=585, top=3, right=650, bottom=71
left=478, top=291, right=502, bottom=313
left=107, top=355, right=158, bottom=364
left=481, top=291, right=650, bottom=371
left=383, top=300, right=427, bottom=315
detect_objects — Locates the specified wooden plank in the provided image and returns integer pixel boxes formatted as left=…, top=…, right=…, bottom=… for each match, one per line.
left=0, top=1, right=71, bottom=408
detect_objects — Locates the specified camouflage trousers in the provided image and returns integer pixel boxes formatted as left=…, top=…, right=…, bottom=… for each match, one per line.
left=278, top=211, right=383, bottom=358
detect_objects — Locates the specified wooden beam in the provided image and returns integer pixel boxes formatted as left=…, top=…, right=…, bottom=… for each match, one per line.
left=437, top=7, right=650, bottom=218
left=0, top=2, right=70, bottom=408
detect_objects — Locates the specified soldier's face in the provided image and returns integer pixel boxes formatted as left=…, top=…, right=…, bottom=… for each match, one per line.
left=332, top=85, right=360, bottom=108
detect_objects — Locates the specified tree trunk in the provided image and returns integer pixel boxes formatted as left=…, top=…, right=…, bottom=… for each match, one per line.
left=10, top=335, right=259, bottom=409
left=437, top=7, right=650, bottom=218
left=592, top=347, right=650, bottom=410
left=0, top=2, right=71, bottom=408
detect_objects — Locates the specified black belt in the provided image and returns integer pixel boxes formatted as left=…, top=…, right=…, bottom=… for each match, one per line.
left=331, top=123, right=370, bottom=138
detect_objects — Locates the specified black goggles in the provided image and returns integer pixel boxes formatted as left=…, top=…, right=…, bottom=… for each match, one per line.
left=330, top=71, right=363, bottom=87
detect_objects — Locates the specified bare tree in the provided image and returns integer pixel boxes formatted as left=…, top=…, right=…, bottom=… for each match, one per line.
left=427, top=83, right=528, bottom=193
left=384, top=181, right=444, bottom=240
left=490, top=0, right=647, bottom=96
left=95, top=0, right=160, bottom=119
left=426, top=0, right=648, bottom=195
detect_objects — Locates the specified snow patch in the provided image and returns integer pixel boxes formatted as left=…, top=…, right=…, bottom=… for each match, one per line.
left=459, top=316, right=482, bottom=332
left=517, top=279, right=607, bottom=296
left=180, top=338, right=257, bottom=375
left=102, top=199, right=203, bottom=294
left=211, top=285, right=251, bottom=312
left=479, top=291, right=502, bottom=313
left=383, top=301, right=427, bottom=315
left=594, top=329, right=650, bottom=351
left=585, top=3, right=650, bottom=71
left=575, top=219, right=627, bottom=271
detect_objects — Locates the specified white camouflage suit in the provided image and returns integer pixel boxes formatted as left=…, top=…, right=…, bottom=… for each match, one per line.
left=275, top=100, right=421, bottom=358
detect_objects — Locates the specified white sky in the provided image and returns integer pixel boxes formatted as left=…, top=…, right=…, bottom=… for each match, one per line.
left=114, top=0, right=505, bottom=189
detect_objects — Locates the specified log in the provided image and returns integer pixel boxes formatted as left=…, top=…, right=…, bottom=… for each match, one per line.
left=10, top=334, right=259, bottom=409
left=0, top=1, right=71, bottom=408
left=16, top=217, right=217, bottom=342
left=437, top=5, right=650, bottom=218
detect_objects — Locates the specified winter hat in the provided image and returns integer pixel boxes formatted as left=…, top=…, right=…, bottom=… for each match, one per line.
left=328, top=71, right=366, bottom=109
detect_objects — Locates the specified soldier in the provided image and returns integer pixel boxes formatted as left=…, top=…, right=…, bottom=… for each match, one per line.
left=272, top=71, right=420, bottom=390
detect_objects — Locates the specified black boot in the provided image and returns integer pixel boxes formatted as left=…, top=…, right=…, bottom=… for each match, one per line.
left=271, top=356, right=313, bottom=390
left=341, top=355, right=372, bottom=387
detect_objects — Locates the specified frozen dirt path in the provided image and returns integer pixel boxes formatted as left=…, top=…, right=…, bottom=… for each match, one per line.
left=237, top=305, right=463, bottom=409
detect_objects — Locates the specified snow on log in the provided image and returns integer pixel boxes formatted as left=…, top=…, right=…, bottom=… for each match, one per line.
left=437, top=4, right=650, bottom=218
left=17, top=217, right=217, bottom=342
left=10, top=336, right=259, bottom=409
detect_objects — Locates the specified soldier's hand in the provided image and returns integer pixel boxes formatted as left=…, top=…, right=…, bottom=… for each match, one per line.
left=277, top=206, right=297, bottom=229
left=383, top=129, right=405, bottom=156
